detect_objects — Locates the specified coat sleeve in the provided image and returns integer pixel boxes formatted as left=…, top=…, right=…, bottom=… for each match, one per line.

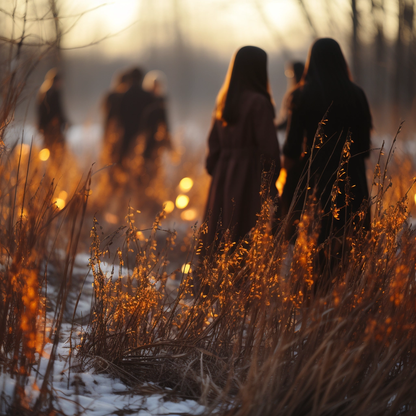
left=283, top=91, right=304, bottom=160
left=252, top=96, right=281, bottom=178
left=356, top=87, right=372, bottom=159
left=206, top=119, right=221, bottom=176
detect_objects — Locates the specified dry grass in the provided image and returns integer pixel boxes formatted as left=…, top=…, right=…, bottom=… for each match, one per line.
left=0, top=140, right=91, bottom=415
left=76, top=127, right=416, bottom=415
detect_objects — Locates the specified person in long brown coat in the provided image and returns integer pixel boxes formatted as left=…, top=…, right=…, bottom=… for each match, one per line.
left=203, top=46, right=281, bottom=251
left=281, top=38, right=372, bottom=245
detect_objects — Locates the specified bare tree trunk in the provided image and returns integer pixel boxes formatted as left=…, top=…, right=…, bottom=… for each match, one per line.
left=351, top=0, right=361, bottom=83
left=371, top=0, right=385, bottom=104
left=49, top=0, right=62, bottom=66
left=298, top=0, right=318, bottom=38
left=393, top=0, right=414, bottom=122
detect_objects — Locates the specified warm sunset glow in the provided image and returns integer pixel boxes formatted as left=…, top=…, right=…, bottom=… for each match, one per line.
left=54, top=198, right=65, bottom=210
left=59, top=190, right=68, bottom=200
left=176, top=195, right=189, bottom=209
left=180, top=209, right=197, bottom=221
left=136, top=231, right=146, bottom=241
left=179, top=177, right=194, bottom=192
left=163, top=200, right=175, bottom=214
left=181, top=263, right=192, bottom=274
left=39, top=148, right=50, bottom=161
left=105, top=212, right=118, bottom=224
left=276, top=168, right=287, bottom=196
left=414, top=194, right=416, bottom=205
left=20, top=144, right=30, bottom=156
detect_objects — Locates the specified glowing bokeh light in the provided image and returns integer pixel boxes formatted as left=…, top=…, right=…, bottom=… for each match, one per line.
left=179, top=177, right=194, bottom=192
left=276, top=168, right=287, bottom=196
left=54, top=198, right=65, bottom=210
left=163, top=200, right=175, bottom=214
left=414, top=194, right=416, bottom=205
left=136, top=231, right=146, bottom=241
left=59, top=190, right=68, bottom=200
left=176, top=195, right=189, bottom=209
left=181, top=209, right=197, bottom=221
left=105, top=212, right=118, bottom=224
left=181, top=263, right=192, bottom=274
left=39, top=148, right=50, bottom=161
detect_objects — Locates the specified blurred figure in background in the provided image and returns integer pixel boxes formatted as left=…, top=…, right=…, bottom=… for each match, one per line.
left=141, top=70, right=172, bottom=185
left=203, top=46, right=281, bottom=253
left=37, top=68, right=69, bottom=156
left=281, top=38, right=372, bottom=259
left=101, top=70, right=132, bottom=165
left=119, top=68, right=154, bottom=168
left=276, top=61, right=305, bottom=131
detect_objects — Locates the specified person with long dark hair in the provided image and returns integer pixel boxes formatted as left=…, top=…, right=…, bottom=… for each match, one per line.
left=281, top=38, right=372, bottom=246
left=203, top=46, right=281, bottom=251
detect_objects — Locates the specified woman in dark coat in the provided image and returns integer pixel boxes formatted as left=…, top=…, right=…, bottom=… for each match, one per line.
left=281, top=38, right=372, bottom=244
left=203, top=46, right=281, bottom=251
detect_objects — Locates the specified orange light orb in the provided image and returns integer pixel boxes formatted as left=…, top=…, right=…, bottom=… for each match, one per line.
left=54, top=198, right=65, bottom=210
left=59, top=190, right=68, bottom=200
left=163, top=200, right=175, bottom=214
left=181, top=209, right=197, bottom=221
left=39, top=148, right=50, bottom=161
left=176, top=195, right=189, bottom=209
left=179, top=177, right=193, bottom=192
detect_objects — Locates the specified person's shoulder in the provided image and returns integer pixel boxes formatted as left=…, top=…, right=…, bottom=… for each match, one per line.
left=246, top=90, right=269, bottom=104
left=244, top=91, right=273, bottom=114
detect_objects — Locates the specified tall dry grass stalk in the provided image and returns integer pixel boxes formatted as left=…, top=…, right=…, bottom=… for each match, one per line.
left=77, top=124, right=416, bottom=415
left=0, top=141, right=91, bottom=415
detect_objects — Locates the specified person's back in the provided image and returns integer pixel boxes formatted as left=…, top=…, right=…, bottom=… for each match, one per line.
left=119, top=68, right=154, bottom=162
left=282, top=38, right=372, bottom=243
left=37, top=69, right=67, bottom=149
left=204, top=46, right=281, bottom=249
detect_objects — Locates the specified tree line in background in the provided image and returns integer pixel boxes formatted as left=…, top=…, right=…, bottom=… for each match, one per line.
left=0, top=0, right=415, bottom=134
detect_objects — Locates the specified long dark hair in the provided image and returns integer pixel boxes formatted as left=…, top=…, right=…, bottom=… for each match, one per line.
left=302, top=38, right=355, bottom=107
left=216, top=46, right=274, bottom=124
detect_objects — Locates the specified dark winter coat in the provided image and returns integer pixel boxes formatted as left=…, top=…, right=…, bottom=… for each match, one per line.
left=142, top=96, right=171, bottom=160
left=281, top=81, right=372, bottom=242
left=204, top=90, right=281, bottom=248
left=119, top=84, right=154, bottom=161
left=37, top=87, right=67, bottom=147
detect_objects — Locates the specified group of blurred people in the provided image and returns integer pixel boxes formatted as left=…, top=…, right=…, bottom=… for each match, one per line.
left=37, top=66, right=172, bottom=199
left=37, top=37, right=372, bottom=275
left=101, top=67, right=171, bottom=186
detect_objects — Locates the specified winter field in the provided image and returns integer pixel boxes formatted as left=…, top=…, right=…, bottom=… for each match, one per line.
left=2, top=119, right=416, bottom=416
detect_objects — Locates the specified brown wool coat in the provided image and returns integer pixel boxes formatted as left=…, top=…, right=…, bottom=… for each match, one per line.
left=204, top=90, right=281, bottom=248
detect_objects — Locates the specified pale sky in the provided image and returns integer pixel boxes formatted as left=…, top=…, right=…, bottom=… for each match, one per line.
left=15, top=0, right=398, bottom=59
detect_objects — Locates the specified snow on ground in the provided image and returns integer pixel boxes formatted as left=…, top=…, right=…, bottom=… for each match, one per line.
left=1, top=322, right=205, bottom=415
left=1, top=251, right=197, bottom=415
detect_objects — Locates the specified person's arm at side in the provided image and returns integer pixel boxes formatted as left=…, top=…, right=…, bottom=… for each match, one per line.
left=253, top=95, right=281, bottom=179
left=206, top=118, right=221, bottom=176
left=282, top=90, right=304, bottom=169
left=357, top=87, right=372, bottom=159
